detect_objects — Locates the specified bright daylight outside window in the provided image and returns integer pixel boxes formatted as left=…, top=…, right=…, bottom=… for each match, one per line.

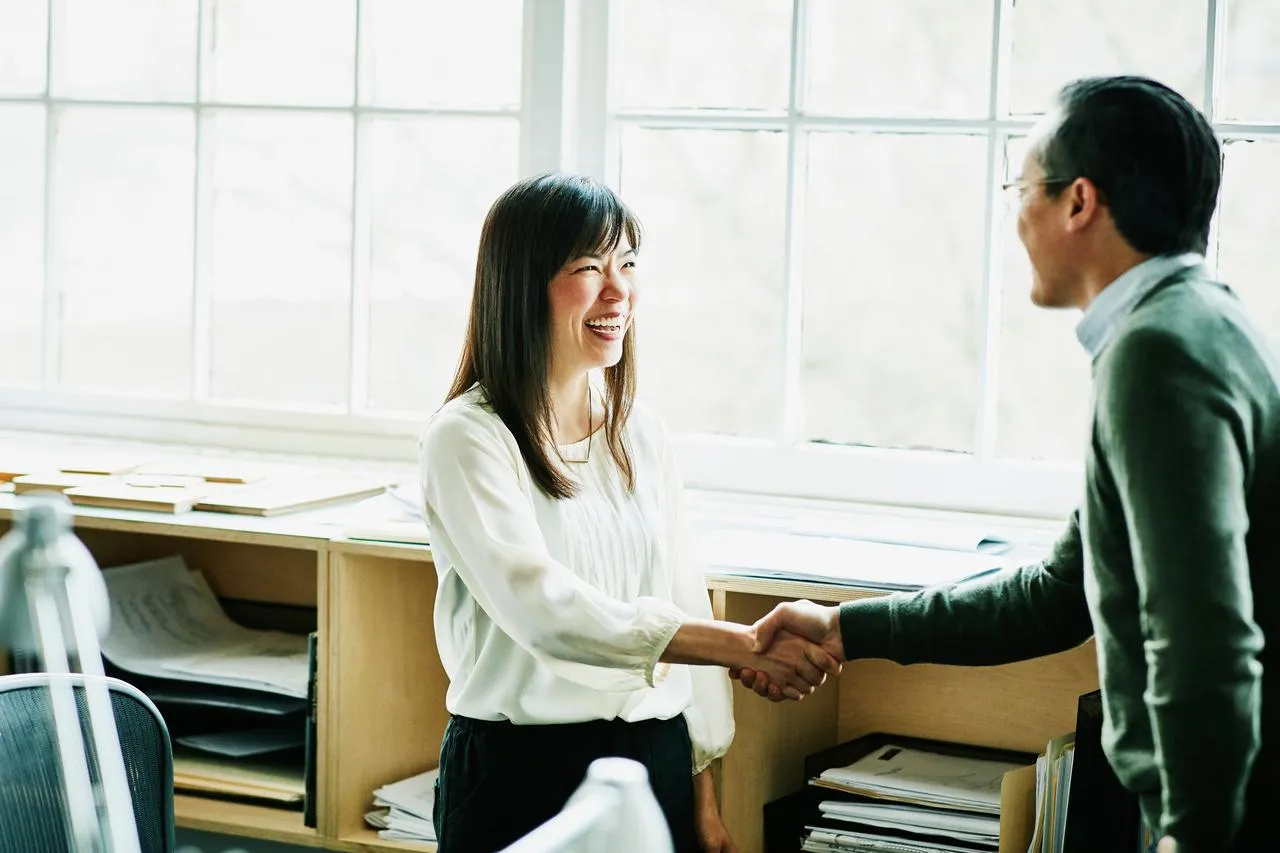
left=611, top=0, right=1280, bottom=514
left=0, top=0, right=1277, bottom=517
left=0, top=0, right=521, bottom=417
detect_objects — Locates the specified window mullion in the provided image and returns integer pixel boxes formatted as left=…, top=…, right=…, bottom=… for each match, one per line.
left=1203, top=0, right=1228, bottom=278
left=974, top=0, right=1015, bottom=460
left=562, top=0, right=610, bottom=180
left=347, top=2, right=368, bottom=415
left=40, top=0, right=58, bottom=391
left=519, top=0, right=567, bottom=175
left=191, top=0, right=210, bottom=401
left=779, top=0, right=808, bottom=446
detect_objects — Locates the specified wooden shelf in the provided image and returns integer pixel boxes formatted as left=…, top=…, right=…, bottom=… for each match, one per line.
left=341, top=828, right=436, bottom=852
left=174, top=795, right=325, bottom=848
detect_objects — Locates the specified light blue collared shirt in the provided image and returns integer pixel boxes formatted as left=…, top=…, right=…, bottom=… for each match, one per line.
left=1075, top=253, right=1205, bottom=359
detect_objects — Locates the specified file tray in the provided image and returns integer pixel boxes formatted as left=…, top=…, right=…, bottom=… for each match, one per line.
left=764, top=732, right=1038, bottom=853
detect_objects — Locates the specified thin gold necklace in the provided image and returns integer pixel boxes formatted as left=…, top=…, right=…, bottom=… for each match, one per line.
left=562, top=388, right=593, bottom=465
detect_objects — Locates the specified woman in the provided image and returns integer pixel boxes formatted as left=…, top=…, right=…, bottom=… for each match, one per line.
left=420, top=173, right=838, bottom=853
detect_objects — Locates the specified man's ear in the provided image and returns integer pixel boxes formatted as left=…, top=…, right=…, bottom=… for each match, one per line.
left=1064, top=177, right=1105, bottom=233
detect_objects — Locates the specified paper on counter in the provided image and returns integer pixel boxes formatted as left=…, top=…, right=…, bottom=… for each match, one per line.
left=696, top=528, right=1010, bottom=591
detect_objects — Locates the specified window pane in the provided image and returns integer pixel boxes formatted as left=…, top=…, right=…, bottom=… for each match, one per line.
left=359, top=0, right=521, bottom=108
left=206, top=111, right=353, bottom=406
left=802, top=133, right=986, bottom=452
left=1009, top=0, right=1206, bottom=115
left=0, top=105, right=45, bottom=387
left=612, top=0, right=792, bottom=111
left=619, top=128, right=787, bottom=438
left=1218, top=140, right=1280, bottom=340
left=203, top=0, right=355, bottom=106
left=1222, top=0, right=1280, bottom=122
left=0, top=0, right=48, bottom=96
left=365, top=117, right=519, bottom=413
left=995, top=139, right=1090, bottom=460
left=51, top=106, right=195, bottom=396
left=52, top=0, right=196, bottom=101
left=806, top=0, right=992, bottom=118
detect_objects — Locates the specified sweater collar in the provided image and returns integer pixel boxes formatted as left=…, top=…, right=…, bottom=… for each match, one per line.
left=1075, top=253, right=1205, bottom=359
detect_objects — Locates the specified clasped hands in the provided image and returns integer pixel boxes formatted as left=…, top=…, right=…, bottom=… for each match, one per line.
left=731, top=600, right=845, bottom=702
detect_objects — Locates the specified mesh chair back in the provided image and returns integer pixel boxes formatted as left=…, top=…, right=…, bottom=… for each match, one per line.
left=0, top=673, right=175, bottom=853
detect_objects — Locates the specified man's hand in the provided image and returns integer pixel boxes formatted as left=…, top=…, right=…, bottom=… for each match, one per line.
left=740, top=628, right=842, bottom=701
left=730, top=600, right=845, bottom=701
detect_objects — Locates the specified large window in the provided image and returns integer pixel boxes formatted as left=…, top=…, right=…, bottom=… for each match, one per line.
left=609, top=0, right=1280, bottom=514
left=0, top=0, right=523, bottom=434
left=1, top=1, right=1277, bottom=518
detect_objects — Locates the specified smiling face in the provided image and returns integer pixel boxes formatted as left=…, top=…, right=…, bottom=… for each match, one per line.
left=547, top=240, right=638, bottom=378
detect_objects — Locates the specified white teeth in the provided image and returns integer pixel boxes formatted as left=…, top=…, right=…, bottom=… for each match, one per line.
left=585, top=316, right=624, bottom=329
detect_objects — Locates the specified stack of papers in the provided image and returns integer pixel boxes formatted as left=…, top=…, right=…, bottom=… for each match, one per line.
left=805, top=744, right=1028, bottom=852
left=1027, top=733, right=1077, bottom=853
left=365, top=768, right=439, bottom=845
left=696, top=527, right=1011, bottom=591
left=173, top=749, right=305, bottom=807
left=101, top=556, right=309, bottom=698
left=100, top=555, right=313, bottom=810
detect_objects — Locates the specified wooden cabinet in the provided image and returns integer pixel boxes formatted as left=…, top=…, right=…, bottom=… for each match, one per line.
left=0, top=499, right=1097, bottom=853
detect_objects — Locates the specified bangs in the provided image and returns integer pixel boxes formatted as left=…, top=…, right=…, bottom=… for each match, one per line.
left=567, top=185, right=643, bottom=261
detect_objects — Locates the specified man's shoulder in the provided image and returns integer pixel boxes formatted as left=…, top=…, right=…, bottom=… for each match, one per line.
left=1099, top=277, right=1280, bottom=422
left=1114, top=277, right=1265, bottom=367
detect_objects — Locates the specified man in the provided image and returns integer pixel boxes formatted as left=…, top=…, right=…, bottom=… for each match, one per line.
left=741, top=76, right=1278, bottom=853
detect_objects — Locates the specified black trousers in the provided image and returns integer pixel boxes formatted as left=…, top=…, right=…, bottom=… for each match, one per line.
left=433, top=714, right=698, bottom=853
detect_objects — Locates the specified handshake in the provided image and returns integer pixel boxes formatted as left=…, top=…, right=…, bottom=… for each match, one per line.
left=729, top=600, right=846, bottom=702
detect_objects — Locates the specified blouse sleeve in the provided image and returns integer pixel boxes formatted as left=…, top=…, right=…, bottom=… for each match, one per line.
left=658, top=421, right=736, bottom=773
left=421, top=408, right=686, bottom=692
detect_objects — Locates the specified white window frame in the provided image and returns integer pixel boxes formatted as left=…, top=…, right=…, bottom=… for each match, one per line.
left=583, top=0, right=1279, bottom=519
left=1, top=0, right=1276, bottom=522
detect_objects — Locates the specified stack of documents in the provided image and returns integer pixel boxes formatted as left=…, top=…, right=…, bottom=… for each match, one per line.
left=1026, top=734, right=1077, bottom=853
left=694, top=527, right=1012, bottom=591
left=804, top=744, right=1027, bottom=852
left=100, top=555, right=313, bottom=809
left=101, top=556, right=309, bottom=698
left=365, top=768, right=439, bottom=845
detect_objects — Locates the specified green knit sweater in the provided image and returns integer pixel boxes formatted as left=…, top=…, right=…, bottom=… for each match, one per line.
left=840, top=273, right=1278, bottom=852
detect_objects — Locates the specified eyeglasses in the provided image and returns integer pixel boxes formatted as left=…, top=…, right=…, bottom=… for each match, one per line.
left=1001, top=176, right=1073, bottom=210
left=1001, top=177, right=1072, bottom=195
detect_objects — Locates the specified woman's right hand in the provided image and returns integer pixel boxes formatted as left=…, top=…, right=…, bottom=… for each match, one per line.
left=742, top=628, right=841, bottom=701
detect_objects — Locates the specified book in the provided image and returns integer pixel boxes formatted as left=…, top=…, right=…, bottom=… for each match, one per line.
left=11, top=472, right=112, bottom=494
left=303, top=631, right=319, bottom=828
left=63, top=482, right=214, bottom=514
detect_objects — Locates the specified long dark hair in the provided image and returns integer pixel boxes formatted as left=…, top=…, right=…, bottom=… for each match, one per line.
left=445, top=173, right=642, bottom=499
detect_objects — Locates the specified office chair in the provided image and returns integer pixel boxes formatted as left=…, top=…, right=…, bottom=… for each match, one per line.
left=500, top=758, right=673, bottom=853
left=0, top=672, right=175, bottom=853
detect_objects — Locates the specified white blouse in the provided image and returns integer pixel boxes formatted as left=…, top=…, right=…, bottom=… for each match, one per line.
left=418, top=386, right=734, bottom=774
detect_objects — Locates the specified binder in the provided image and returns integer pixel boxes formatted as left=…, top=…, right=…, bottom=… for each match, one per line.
left=1062, top=690, right=1143, bottom=852
left=303, top=631, right=319, bottom=828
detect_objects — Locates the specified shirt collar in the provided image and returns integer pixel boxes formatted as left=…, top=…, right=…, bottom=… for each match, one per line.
left=1075, top=253, right=1205, bottom=358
